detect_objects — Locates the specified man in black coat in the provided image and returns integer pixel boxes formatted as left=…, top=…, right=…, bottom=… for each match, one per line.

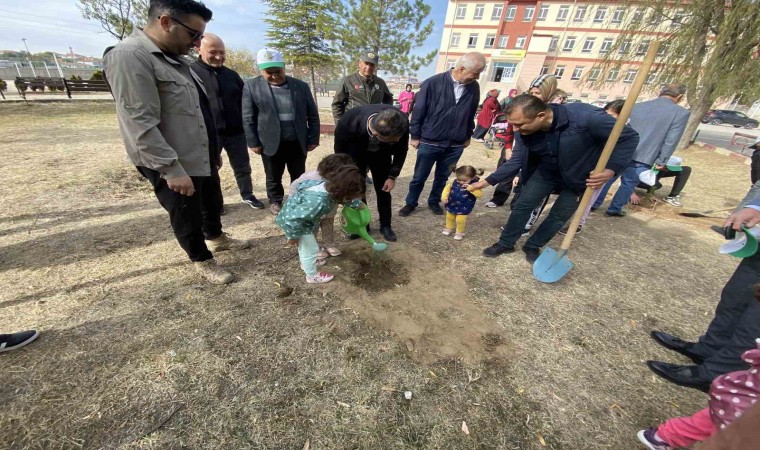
left=242, top=48, right=320, bottom=215
left=334, top=104, right=409, bottom=241
left=192, top=33, right=264, bottom=210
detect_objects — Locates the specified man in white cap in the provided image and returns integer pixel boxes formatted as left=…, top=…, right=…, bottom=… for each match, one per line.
left=242, top=48, right=320, bottom=214
left=331, top=51, right=394, bottom=123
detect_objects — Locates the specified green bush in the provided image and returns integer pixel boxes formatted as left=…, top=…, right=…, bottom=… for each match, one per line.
left=0, top=80, right=7, bottom=91
left=90, top=70, right=104, bottom=81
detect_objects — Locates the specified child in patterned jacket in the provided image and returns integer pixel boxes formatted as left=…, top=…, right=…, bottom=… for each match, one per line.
left=276, top=162, right=365, bottom=284
left=441, top=165, right=484, bottom=240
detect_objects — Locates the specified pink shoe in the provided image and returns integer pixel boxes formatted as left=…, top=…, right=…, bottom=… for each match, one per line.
left=325, top=246, right=342, bottom=256
left=306, top=272, right=334, bottom=284
left=442, top=228, right=453, bottom=236
left=454, top=232, right=465, bottom=240
left=317, top=248, right=329, bottom=259
left=316, top=258, right=327, bottom=267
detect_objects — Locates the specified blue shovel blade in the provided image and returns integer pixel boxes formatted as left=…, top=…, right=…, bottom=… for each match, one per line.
left=533, top=247, right=574, bottom=283
left=372, top=242, right=388, bottom=252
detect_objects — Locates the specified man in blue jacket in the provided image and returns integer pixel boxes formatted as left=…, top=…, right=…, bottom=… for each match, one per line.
left=470, top=94, right=639, bottom=262
left=398, top=52, right=486, bottom=216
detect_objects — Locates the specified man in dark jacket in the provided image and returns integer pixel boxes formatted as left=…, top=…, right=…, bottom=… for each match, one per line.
left=334, top=105, right=409, bottom=241
left=471, top=94, right=639, bottom=262
left=192, top=33, right=265, bottom=211
left=331, top=51, right=394, bottom=122
left=242, top=48, right=320, bottom=215
left=398, top=52, right=486, bottom=217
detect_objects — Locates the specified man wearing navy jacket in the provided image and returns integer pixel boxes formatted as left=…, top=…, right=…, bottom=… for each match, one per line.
left=470, top=94, right=639, bottom=262
left=399, top=52, right=486, bottom=217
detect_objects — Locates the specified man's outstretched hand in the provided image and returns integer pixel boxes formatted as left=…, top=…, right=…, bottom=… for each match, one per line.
left=586, top=169, right=614, bottom=189
left=724, top=207, right=760, bottom=231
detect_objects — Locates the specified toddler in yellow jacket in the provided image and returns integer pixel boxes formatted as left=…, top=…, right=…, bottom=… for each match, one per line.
left=442, top=165, right=484, bottom=240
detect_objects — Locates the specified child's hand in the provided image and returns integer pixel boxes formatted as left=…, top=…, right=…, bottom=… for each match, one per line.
left=287, top=239, right=298, bottom=246
left=460, top=183, right=470, bottom=189
left=357, top=203, right=366, bottom=209
left=442, top=199, right=448, bottom=206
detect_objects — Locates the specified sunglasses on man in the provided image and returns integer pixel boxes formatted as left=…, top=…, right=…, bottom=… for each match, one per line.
left=168, top=16, right=204, bottom=41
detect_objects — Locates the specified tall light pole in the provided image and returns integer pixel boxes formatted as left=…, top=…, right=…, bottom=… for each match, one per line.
left=21, top=38, right=36, bottom=77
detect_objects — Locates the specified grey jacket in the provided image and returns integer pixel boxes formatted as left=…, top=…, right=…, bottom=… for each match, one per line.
left=103, top=29, right=211, bottom=179
left=628, top=96, right=690, bottom=166
left=241, top=76, right=320, bottom=157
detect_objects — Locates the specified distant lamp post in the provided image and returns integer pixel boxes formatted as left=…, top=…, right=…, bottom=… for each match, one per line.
left=22, top=38, right=37, bottom=77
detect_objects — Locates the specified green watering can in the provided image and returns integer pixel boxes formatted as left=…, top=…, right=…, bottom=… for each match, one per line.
left=341, top=203, right=388, bottom=251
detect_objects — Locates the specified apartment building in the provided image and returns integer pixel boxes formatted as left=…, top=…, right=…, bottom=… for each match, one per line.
left=436, top=0, right=674, bottom=104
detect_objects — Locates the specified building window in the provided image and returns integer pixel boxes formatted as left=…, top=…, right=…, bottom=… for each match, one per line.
left=598, top=94, right=608, bottom=100
left=524, top=6, right=535, bottom=21
left=492, top=62, right=518, bottom=82
left=456, top=5, right=467, bottom=20
left=467, top=33, right=478, bottom=48
left=450, top=33, right=461, bottom=47
left=505, top=5, right=517, bottom=21
left=571, top=66, right=585, bottom=80
left=624, top=69, right=638, bottom=83
left=581, top=93, right=590, bottom=99
left=515, top=35, right=527, bottom=49
left=499, top=35, right=509, bottom=48
left=612, top=8, right=625, bottom=24
left=548, top=36, right=559, bottom=51
left=649, top=10, right=663, bottom=25
left=574, top=6, right=587, bottom=22
left=554, top=65, right=566, bottom=79
left=556, top=5, right=569, bottom=21
left=485, top=34, right=496, bottom=48
left=491, top=5, right=503, bottom=20
left=540, top=65, right=550, bottom=75
left=671, top=10, right=685, bottom=28
left=588, top=67, right=601, bottom=81
left=619, top=39, right=632, bottom=54
left=637, top=40, right=650, bottom=56
left=582, top=38, right=596, bottom=53
left=657, top=42, right=670, bottom=56
left=606, top=68, right=619, bottom=82
left=473, top=4, right=485, bottom=20
left=537, top=5, right=549, bottom=21
left=600, top=38, right=614, bottom=53
left=563, top=36, right=576, bottom=52
left=632, top=8, right=645, bottom=22
left=447, top=60, right=456, bottom=70
left=645, top=72, right=657, bottom=85
left=594, top=6, right=607, bottom=23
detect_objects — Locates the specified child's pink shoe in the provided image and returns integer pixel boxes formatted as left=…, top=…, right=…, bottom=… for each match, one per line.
left=317, top=248, right=329, bottom=259
left=454, top=232, right=465, bottom=240
left=636, top=428, right=672, bottom=450
left=442, top=228, right=453, bottom=236
left=316, top=258, right=327, bottom=267
left=325, top=246, right=342, bottom=256
left=306, top=272, right=334, bottom=284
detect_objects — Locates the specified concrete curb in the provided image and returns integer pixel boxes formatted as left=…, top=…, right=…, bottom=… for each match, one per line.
left=0, top=98, right=114, bottom=104
left=694, top=142, right=751, bottom=165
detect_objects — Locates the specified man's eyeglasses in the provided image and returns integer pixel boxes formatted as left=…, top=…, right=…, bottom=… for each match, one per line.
left=168, top=16, right=204, bottom=41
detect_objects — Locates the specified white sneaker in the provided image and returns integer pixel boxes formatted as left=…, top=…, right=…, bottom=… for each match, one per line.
left=663, top=195, right=682, bottom=207
left=473, top=138, right=484, bottom=143
left=442, top=228, right=453, bottom=236
left=454, top=232, right=465, bottom=240
left=306, top=272, right=334, bottom=284
left=485, top=201, right=498, bottom=208
left=317, top=248, right=329, bottom=259
left=325, top=246, right=342, bottom=256
left=206, top=233, right=251, bottom=252
left=194, top=260, right=235, bottom=285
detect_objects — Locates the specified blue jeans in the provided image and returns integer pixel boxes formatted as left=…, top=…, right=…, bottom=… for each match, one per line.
left=405, top=143, right=465, bottom=207
left=592, top=161, right=649, bottom=213
left=498, top=171, right=581, bottom=249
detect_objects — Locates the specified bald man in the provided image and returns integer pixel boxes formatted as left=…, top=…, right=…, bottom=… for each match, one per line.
left=192, top=33, right=265, bottom=211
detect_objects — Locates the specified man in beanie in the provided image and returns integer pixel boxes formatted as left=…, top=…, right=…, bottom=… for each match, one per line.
left=242, top=48, right=320, bottom=215
left=104, top=0, right=250, bottom=285
left=192, top=33, right=265, bottom=212
left=331, top=51, right=394, bottom=122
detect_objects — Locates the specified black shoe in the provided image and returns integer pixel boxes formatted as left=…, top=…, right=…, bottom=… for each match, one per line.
left=523, top=246, right=540, bottom=263
left=558, top=225, right=583, bottom=236
left=605, top=210, right=626, bottom=217
left=242, top=195, right=265, bottom=209
left=379, top=226, right=397, bottom=242
left=646, top=361, right=710, bottom=393
left=590, top=207, right=598, bottom=212
left=398, top=204, right=416, bottom=217
left=0, top=330, right=39, bottom=353
left=650, top=331, right=704, bottom=364
left=429, top=203, right=444, bottom=215
left=483, top=243, right=515, bottom=257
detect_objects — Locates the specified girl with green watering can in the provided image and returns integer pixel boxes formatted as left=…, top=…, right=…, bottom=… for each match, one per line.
left=275, top=161, right=365, bottom=284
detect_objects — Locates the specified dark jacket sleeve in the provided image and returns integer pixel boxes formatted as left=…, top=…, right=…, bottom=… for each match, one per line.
left=588, top=111, right=639, bottom=175
left=409, top=79, right=429, bottom=140
left=304, top=83, right=320, bottom=146
left=751, top=150, right=760, bottom=184
left=465, top=86, right=479, bottom=140
left=486, top=136, right=524, bottom=185
left=389, top=132, right=409, bottom=178
left=381, top=79, right=394, bottom=105
left=241, top=81, right=261, bottom=148
left=331, top=79, right=348, bottom=122
left=334, top=118, right=350, bottom=155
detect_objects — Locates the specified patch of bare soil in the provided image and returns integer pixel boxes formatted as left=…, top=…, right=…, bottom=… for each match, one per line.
left=328, top=243, right=513, bottom=364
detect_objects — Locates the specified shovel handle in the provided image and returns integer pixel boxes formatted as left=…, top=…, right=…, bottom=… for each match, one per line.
left=559, top=41, right=661, bottom=251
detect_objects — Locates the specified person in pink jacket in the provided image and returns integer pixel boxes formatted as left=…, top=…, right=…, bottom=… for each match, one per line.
left=638, top=331, right=760, bottom=449
left=472, top=89, right=501, bottom=142
left=398, top=84, right=415, bottom=117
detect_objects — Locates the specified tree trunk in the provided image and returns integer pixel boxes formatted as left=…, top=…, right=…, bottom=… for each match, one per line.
left=310, top=65, right=318, bottom=101
left=679, top=82, right=716, bottom=150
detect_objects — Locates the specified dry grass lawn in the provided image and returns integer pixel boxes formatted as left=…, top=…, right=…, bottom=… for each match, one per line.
left=0, top=102, right=752, bottom=449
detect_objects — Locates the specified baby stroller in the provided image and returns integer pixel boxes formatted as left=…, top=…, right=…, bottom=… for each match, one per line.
left=483, top=113, right=512, bottom=150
